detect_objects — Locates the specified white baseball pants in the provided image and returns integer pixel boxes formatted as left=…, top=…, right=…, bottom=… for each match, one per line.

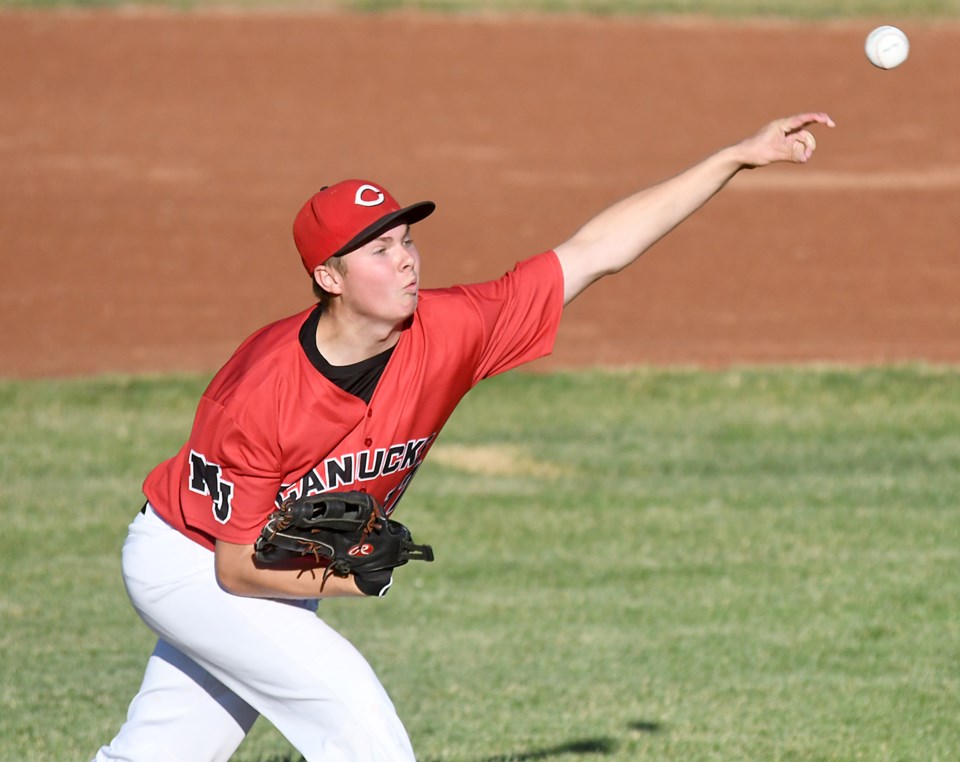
left=92, top=504, right=416, bottom=762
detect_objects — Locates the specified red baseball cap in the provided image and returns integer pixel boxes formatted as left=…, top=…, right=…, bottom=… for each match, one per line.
left=293, top=179, right=436, bottom=274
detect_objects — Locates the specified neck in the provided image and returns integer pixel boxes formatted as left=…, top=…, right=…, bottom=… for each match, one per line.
left=314, top=307, right=404, bottom=366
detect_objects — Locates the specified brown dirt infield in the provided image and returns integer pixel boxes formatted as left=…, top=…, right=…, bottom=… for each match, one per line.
left=2, top=11, right=959, bottom=378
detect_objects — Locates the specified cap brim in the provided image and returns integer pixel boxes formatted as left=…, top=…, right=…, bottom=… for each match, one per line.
left=330, top=201, right=436, bottom=259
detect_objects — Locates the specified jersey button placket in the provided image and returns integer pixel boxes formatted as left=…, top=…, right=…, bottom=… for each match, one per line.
left=364, top=407, right=374, bottom=447
left=361, top=410, right=373, bottom=493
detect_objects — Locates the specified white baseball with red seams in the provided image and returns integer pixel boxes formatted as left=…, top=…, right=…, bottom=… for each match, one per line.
left=865, top=25, right=910, bottom=69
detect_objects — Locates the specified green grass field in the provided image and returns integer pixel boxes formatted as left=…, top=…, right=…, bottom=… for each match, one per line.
left=2, top=366, right=958, bottom=761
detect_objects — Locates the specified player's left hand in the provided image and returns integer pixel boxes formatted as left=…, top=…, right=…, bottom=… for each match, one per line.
left=737, top=112, right=836, bottom=168
left=254, top=490, right=434, bottom=597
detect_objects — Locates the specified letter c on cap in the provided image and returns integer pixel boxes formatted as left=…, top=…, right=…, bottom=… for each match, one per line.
left=355, top=185, right=385, bottom=207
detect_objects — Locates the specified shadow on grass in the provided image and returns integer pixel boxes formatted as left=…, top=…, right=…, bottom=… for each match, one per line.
left=628, top=719, right=663, bottom=734
left=257, top=721, right=661, bottom=761
left=480, top=736, right=618, bottom=761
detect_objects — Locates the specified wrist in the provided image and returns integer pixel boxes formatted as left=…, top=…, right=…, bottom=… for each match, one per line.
left=353, top=569, right=394, bottom=597
left=715, top=143, right=753, bottom=171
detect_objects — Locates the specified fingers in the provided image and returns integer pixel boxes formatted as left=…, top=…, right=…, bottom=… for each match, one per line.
left=781, top=112, right=836, bottom=132
left=791, top=129, right=817, bottom=163
left=779, top=113, right=833, bottom=164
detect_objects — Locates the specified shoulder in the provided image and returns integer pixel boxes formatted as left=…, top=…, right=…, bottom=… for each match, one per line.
left=203, top=305, right=316, bottom=407
left=407, top=250, right=563, bottom=363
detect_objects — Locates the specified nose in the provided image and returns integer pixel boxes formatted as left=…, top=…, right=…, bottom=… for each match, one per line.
left=398, top=243, right=417, bottom=270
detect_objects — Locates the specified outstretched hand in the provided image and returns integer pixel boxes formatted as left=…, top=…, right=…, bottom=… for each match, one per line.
left=737, top=112, right=836, bottom=168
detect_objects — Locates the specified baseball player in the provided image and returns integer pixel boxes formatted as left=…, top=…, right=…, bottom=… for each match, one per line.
left=93, top=112, right=833, bottom=761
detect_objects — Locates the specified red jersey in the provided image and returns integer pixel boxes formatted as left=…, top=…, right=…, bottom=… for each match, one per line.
left=143, top=251, right=564, bottom=550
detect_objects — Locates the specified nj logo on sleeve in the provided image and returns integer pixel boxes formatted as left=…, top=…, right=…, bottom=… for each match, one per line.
left=188, top=450, right=235, bottom=524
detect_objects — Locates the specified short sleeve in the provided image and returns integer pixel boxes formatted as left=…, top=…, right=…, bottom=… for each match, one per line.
left=456, top=251, right=564, bottom=383
left=175, top=395, right=284, bottom=544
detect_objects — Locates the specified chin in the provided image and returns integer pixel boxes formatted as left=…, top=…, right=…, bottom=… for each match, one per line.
left=390, top=298, right=417, bottom=326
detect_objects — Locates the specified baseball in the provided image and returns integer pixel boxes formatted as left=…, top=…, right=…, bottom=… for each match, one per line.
left=865, top=25, right=909, bottom=69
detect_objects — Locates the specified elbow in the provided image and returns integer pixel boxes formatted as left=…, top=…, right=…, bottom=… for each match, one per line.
left=555, top=238, right=634, bottom=298
left=214, top=561, right=246, bottom=596
left=213, top=541, right=258, bottom=596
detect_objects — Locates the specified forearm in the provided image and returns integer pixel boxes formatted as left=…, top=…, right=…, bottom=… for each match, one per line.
left=214, top=539, right=365, bottom=599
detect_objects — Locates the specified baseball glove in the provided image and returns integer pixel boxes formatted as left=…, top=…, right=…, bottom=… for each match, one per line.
left=254, top=490, right=433, bottom=595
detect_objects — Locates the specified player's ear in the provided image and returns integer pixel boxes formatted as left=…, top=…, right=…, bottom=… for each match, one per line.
left=314, top=263, right=344, bottom=295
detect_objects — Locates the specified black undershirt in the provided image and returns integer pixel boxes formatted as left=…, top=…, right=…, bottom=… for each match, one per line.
left=298, top=305, right=394, bottom=404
